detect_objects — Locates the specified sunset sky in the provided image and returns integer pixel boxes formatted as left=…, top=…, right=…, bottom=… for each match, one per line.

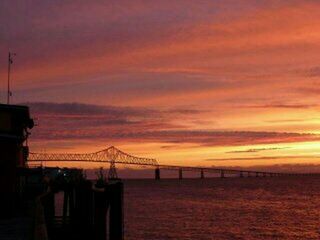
left=1, top=1, right=320, bottom=170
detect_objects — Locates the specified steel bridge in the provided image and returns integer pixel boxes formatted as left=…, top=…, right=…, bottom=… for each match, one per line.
left=27, top=146, right=311, bottom=179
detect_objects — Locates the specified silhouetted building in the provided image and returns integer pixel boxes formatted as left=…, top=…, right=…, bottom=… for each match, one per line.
left=0, top=104, right=34, bottom=217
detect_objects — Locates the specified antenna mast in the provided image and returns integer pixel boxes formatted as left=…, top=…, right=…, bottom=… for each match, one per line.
left=7, top=52, right=16, bottom=104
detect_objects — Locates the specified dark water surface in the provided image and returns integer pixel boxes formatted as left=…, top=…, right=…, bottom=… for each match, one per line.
left=124, top=177, right=320, bottom=240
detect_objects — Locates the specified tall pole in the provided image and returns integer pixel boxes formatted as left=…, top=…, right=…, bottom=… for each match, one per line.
left=7, top=52, right=15, bottom=105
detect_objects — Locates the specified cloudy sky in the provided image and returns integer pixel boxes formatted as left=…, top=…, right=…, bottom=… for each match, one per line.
left=1, top=0, right=320, bottom=169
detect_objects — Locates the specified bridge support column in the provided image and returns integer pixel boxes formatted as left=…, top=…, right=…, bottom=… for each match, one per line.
left=240, top=171, right=244, bottom=178
left=256, top=172, right=259, bottom=177
left=108, top=160, right=118, bottom=180
left=179, top=168, right=183, bottom=180
left=155, top=168, right=160, bottom=180
left=220, top=170, right=225, bottom=178
left=200, top=169, right=204, bottom=179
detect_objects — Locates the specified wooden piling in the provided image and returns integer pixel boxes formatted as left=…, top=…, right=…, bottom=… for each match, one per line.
left=109, top=182, right=124, bottom=240
left=94, top=188, right=108, bottom=240
left=62, top=190, right=69, bottom=225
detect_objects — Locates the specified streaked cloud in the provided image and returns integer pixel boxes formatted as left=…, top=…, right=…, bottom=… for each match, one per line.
left=226, top=147, right=290, bottom=154
left=243, top=104, right=318, bottom=109
left=207, top=156, right=320, bottom=162
left=210, top=163, right=320, bottom=173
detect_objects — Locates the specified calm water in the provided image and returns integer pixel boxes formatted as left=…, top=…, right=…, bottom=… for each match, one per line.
left=124, top=177, right=320, bottom=240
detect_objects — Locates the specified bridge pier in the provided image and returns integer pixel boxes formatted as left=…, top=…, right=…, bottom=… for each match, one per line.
left=179, top=168, right=183, bottom=179
left=256, top=172, right=259, bottom=177
left=200, top=169, right=204, bottom=179
left=220, top=170, right=225, bottom=178
left=240, top=171, right=244, bottom=178
left=155, top=168, right=160, bottom=180
left=108, top=160, right=118, bottom=180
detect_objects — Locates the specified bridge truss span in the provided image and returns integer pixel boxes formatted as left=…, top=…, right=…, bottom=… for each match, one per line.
left=29, top=146, right=158, bottom=166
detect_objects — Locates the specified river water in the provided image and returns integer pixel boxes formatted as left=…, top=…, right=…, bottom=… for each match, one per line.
left=124, top=177, right=320, bottom=240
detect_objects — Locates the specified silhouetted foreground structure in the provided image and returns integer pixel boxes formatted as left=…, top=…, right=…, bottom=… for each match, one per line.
left=0, top=104, right=123, bottom=240
left=28, top=146, right=315, bottom=180
left=39, top=169, right=124, bottom=240
left=0, top=104, right=33, bottom=217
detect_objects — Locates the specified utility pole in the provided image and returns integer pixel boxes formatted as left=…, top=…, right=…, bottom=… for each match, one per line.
left=7, top=52, right=16, bottom=104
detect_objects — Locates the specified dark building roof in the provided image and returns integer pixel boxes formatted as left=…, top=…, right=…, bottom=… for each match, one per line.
left=0, top=104, right=34, bottom=141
